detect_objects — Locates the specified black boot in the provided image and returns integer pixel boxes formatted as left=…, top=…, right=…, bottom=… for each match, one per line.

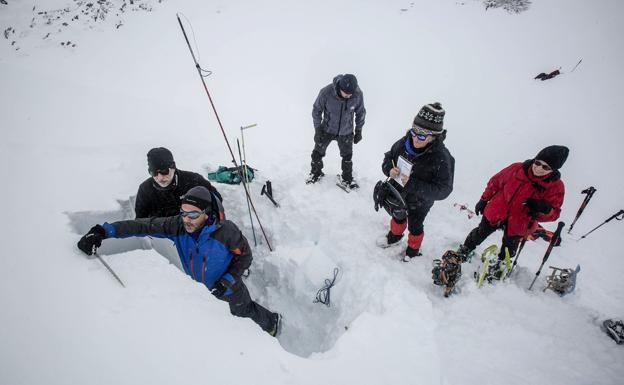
left=403, top=246, right=422, bottom=262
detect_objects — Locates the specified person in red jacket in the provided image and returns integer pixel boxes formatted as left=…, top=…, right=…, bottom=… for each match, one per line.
left=457, top=145, right=569, bottom=264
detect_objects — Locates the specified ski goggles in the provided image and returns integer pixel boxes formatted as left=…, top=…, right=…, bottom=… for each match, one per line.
left=149, top=168, right=172, bottom=177
left=409, top=128, right=430, bottom=141
left=410, top=125, right=438, bottom=139
left=180, top=209, right=203, bottom=219
left=533, top=160, right=552, bottom=171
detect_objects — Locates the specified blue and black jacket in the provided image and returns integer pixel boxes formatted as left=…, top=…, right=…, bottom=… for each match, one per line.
left=101, top=216, right=252, bottom=290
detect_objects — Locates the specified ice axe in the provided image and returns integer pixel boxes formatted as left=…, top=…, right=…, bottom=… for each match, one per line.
left=261, top=180, right=279, bottom=208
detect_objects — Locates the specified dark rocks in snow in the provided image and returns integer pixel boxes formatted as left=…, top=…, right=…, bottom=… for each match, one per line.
left=5, top=0, right=167, bottom=53
left=484, top=0, right=531, bottom=13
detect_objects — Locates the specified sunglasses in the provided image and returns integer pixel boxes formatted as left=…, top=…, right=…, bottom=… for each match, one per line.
left=534, top=160, right=552, bottom=171
left=149, top=168, right=171, bottom=177
left=410, top=129, right=429, bottom=141
left=180, top=209, right=204, bottom=219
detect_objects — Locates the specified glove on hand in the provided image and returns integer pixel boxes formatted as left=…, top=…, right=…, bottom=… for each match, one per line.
left=77, top=225, right=106, bottom=255
left=210, top=273, right=236, bottom=298
left=474, top=199, right=488, bottom=216
left=524, top=198, right=552, bottom=218
left=353, top=131, right=363, bottom=144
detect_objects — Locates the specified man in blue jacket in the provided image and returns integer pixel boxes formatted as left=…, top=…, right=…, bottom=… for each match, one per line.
left=77, top=186, right=281, bottom=337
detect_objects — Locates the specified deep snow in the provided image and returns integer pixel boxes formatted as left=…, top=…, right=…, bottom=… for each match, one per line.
left=1, top=0, right=623, bottom=384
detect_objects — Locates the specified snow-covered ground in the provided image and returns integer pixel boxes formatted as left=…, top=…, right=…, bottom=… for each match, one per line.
left=1, top=0, right=623, bottom=384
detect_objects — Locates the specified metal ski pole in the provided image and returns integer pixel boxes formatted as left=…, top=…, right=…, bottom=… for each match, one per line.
left=237, top=138, right=257, bottom=246
left=507, top=236, right=527, bottom=278
left=529, top=221, right=564, bottom=291
left=240, top=123, right=256, bottom=187
left=580, top=209, right=624, bottom=239
left=176, top=14, right=272, bottom=251
left=568, top=186, right=596, bottom=233
left=571, top=58, right=583, bottom=72
left=93, top=247, right=125, bottom=288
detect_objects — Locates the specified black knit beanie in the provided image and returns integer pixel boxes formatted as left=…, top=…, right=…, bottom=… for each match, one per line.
left=338, top=74, right=358, bottom=94
left=181, top=186, right=213, bottom=212
left=535, top=145, right=569, bottom=170
left=412, top=102, right=445, bottom=133
left=147, top=147, right=175, bottom=173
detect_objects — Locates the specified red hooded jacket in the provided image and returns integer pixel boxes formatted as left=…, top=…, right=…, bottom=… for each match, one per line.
left=481, top=161, right=565, bottom=236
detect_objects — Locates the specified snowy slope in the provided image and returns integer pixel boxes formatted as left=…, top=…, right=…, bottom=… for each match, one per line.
left=1, top=0, right=623, bottom=384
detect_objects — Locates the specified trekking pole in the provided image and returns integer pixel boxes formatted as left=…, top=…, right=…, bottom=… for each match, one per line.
left=580, top=210, right=624, bottom=240
left=568, top=186, right=596, bottom=233
left=528, top=221, right=564, bottom=291
left=93, top=248, right=125, bottom=288
left=176, top=14, right=272, bottom=251
left=507, top=236, right=527, bottom=278
left=237, top=138, right=257, bottom=246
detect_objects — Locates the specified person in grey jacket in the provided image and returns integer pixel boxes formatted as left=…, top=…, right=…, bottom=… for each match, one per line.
left=307, top=74, right=366, bottom=188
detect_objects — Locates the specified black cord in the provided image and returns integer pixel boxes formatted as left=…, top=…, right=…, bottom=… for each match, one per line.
left=179, top=12, right=212, bottom=78
left=314, top=268, right=339, bottom=307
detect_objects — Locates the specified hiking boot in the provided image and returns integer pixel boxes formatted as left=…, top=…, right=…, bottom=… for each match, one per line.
left=488, top=260, right=504, bottom=280
left=402, top=246, right=422, bottom=262
left=268, top=313, right=282, bottom=337
left=337, top=175, right=359, bottom=190
left=376, top=232, right=403, bottom=248
left=456, top=244, right=474, bottom=263
left=306, top=172, right=325, bottom=184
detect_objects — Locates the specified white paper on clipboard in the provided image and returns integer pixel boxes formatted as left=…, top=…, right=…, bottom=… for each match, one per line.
left=393, top=155, right=413, bottom=187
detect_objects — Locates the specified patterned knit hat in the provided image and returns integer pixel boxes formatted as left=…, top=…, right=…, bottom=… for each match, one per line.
left=412, top=102, right=445, bottom=134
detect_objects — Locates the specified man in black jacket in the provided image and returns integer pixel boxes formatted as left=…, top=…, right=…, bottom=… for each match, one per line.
left=307, top=74, right=366, bottom=188
left=135, top=147, right=222, bottom=218
left=380, top=103, right=455, bottom=261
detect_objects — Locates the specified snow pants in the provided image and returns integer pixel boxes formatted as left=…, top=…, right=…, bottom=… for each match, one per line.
left=389, top=200, right=432, bottom=252
left=311, top=130, right=354, bottom=181
left=217, top=280, right=276, bottom=333
left=463, top=217, right=522, bottom=261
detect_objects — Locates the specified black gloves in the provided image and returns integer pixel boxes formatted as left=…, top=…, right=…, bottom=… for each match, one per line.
left=475, top=199, right=487, bottom=216
left=77, top=225, right=106, bottom=255
left=524, top=198, right=552, bottom=218
left=354, top=131, right=362, bottom=144
left=314, top=126, right=325, bottom=143
left=210, top=273, right=236, bottom=298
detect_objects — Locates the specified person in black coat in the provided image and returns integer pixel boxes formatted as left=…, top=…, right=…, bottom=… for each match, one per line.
left=135, top=147, right=222, bottom=219
left=380, top=103, right=455, bottom=261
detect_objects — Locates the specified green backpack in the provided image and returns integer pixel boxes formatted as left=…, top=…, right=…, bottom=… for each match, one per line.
left=207, top=166, right=255, bottom=184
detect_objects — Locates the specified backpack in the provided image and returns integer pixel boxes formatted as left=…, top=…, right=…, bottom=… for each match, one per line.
left=207, top=166, right=255, bottom=185
left=373, top=180, right=407, bottom=221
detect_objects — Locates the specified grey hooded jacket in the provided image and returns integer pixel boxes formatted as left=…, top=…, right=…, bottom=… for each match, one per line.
left=312, top=75, right=366, bottom=136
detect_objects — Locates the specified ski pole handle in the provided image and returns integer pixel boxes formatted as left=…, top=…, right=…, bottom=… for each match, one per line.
left=241, top=123, right=257, bottom=130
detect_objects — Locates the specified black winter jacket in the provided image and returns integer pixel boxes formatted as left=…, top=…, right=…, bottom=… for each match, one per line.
left=135, top=169, right=221, bottom=219
left=382, top=132, right=455, bottom=206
